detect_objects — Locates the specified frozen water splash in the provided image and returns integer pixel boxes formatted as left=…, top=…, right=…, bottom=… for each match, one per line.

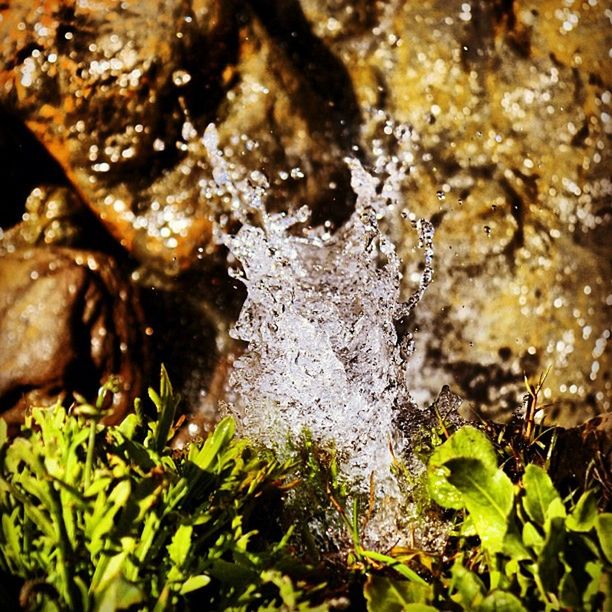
left=202, top=123, right=434, bottom=505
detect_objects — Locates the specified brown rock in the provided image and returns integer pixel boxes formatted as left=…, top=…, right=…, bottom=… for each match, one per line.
left=0, top=185, right=83, bottom=252
left=0, top=0, right=234, bottom=273
left=0, top=248, right=148, bottom=435
left=0, top=0, right=358, bottom=274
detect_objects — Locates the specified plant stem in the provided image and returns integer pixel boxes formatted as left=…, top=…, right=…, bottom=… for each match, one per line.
left=84, top=419, right=96, bottom=490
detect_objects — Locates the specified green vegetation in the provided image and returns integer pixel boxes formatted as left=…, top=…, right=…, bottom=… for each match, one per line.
left=421, top=426, right=611, bottom=610
left=0, top=370, right=316, bottom=610
left=0, top=370, right=609, bottom=610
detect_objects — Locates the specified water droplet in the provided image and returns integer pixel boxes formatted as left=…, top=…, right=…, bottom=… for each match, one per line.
left=172, top=70, right=192, bottom=87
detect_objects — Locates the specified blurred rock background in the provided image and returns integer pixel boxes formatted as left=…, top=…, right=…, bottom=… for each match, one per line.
left=0, top=0, right=609, bottom=429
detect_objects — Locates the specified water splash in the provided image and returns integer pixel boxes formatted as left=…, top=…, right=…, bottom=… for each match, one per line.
left=203, top=123, right=434, bottom=501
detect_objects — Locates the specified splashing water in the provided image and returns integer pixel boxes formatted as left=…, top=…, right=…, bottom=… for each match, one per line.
left=203, top=124, right=434, bottom=500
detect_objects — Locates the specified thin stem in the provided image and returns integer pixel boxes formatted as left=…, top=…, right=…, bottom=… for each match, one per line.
left=84, top=419, right=96, bottom=490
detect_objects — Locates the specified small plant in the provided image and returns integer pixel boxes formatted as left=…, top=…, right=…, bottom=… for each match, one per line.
left=427, top=425, right=611, bottom=610
left=1, top=369, right=609, bottom=611
left=0, top=368, right=319, bottom=610
left=364, top=425, right=611, bottom=611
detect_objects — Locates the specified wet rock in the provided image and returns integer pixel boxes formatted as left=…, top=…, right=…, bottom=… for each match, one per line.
left=1, top=0, right=234, bottom=273
left=0, top=0, right=357, bottom=274
left=300, top=0, right=611, bottom=422
left=0, top=186, right=82, bottom=252
left=0, top=248, right=148, bottom=435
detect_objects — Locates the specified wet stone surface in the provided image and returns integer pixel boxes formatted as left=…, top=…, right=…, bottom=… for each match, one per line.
left=0, top=247, right=148, bottom=435
left=0, top=0, right=357, bottom=274
left=300, top=0, right=611, bottom=423
left=0, top=0, right=610, bottom=430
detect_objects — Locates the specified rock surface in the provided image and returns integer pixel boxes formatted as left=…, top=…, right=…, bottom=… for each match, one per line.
left=0, top=0, right=357, bottom=274
left=299, top=0, right=611, bottom=422
left=1, top=0, right=609, bottom=426
left=0, top=248, right=147, bottom=434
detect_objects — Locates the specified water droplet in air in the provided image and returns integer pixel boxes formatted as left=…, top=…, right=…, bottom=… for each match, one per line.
left=172, top=70, right=192, bottom=87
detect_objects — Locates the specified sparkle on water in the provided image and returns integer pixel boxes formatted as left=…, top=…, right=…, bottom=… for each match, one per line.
left=202, top=124, right=434, bottom=526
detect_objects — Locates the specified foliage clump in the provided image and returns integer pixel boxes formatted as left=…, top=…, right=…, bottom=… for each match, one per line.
left=0, top=369, right=317, bottom=611
left=0, top=369, right=609, bottom=611
left=424, top=426, right=611, bottom=610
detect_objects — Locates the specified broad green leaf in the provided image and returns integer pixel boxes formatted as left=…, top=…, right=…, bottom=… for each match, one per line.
left=428, top=426, right=498, bottom=510
left=93, top=575, right=146, bottom=611
left=522, top=521, right=544, bottom=551
left=168, top=524, right=192, bottom=567
left=595, top=513, right=612, bottom=563
left=445, top=458, right=514, bottom=553
left=522, top=464, right=560, bottom=526
left=449, top=559, right=485, bottom=607
left=502, top=526, right=531, bottom=561
left=363, top=575, right=433, bottom=612
left=460, top=515, right=477, bottom=537
left=478, top=591, right=527, bottom=611
left=537, top=516, right=566, bottom=596
left=180, top=574, right=210, bottom=595
left=567, top=490, right=598, bottom=532
left=544, top=497, right=567, bottom=525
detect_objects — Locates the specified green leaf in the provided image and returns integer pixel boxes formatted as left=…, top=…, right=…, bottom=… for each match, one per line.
left=180, top=574, right=210, bottom=595
left=537, top=516, right=566, bottom=596
left=168, top=524, right=192, bottom=567
left=445, top=458, right=514, bottom=553
left=0, top=417, right=7, bottom=448
left=595, top=513, right=612, bottom=563
left=450, top=559, right=485, bottom=607
left=209, top=558, right=258, bottom=586
left=460, top=515, right=477, bottom=537
left=91, top=550, right=130, bottom=594
left=522, top=464, right=561, bottom=526
left=360, top=550, right=428, bottom=585
left=582, top=560, right=604, bottom=608
left=567, top=490, right=598, bottom=532
left=1, top=510, right=21, bottom=562
left=478, top=591, right=527, bottom=611
left=152, top=365, right=180, bottom=453
left=426, top=426, right=515, bottom=553
left=363, top=575, right=434, bottom=612
left=428, top=426, right=498, bottom=510
left=117, top=414, right=140, bottom=440
left=502, top=526, right=531, bottom=561
left=93, top=575, right=146, bottom=611
left=559, top=565, right=581, bottom=609
left=522, top=521, right=544, bottom=551
left=190, top=416, right=235, bottom=473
